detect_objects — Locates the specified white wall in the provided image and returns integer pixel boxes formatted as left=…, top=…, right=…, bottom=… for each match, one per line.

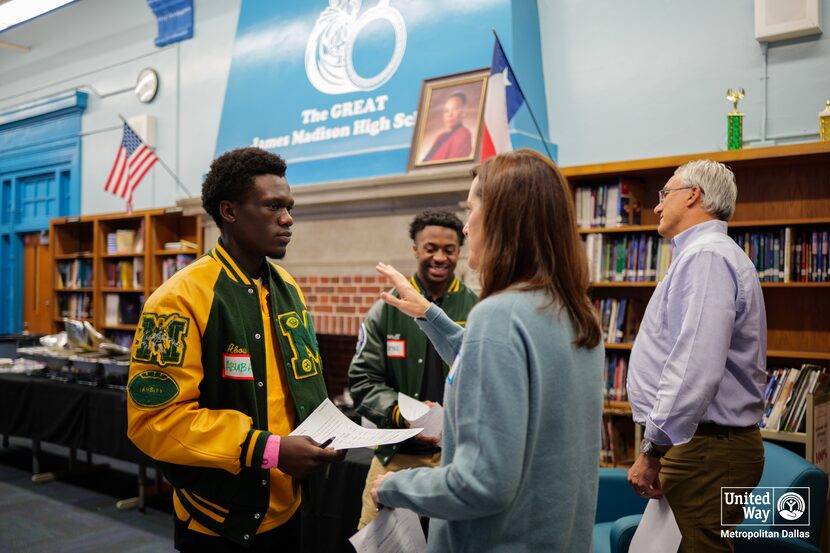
left=538, top=0, right=830, bottom=166
left=0, top=0, right=240, bottom=214
left=2, top=0, right=828, bottom=213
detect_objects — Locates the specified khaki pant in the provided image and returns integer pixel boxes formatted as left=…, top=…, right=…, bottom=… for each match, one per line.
left=358, top=451, right=442, bottom=529
left=661, top=427, right=764, bottom=553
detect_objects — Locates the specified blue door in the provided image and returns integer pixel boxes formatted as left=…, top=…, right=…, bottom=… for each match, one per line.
left=0, top=167, right=70, bottom=333
left=0, top=91, right=86, bottom=334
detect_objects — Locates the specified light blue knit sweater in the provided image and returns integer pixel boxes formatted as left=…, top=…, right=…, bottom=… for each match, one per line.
left=378, top=290, right=604, bottom=552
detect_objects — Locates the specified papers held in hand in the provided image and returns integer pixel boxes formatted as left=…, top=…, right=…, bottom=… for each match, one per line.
left=397, top=392, right=443, bottom=439
left=290, top=398, right=422, bottom=450
left=349, top=508, right=426, bottom=553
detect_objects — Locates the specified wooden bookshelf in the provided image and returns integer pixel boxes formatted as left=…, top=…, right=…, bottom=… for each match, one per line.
left=49, top=208, right=202, bottom=346
left=566, top=141, right=830, bottom=465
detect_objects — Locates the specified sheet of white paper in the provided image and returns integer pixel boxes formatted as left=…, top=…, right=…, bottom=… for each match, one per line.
left=290, top=398, right=422, bottom=450
left=397, top=392, right=443, bottom=438
left=349, top=508, right=426, bottom=553
left=629, top=497, right=682, bottom=553
left=397, top=393, right=430, bottom=420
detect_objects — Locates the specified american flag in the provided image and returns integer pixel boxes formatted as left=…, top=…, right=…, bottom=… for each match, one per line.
left=104, top=123, right=157, bottom=207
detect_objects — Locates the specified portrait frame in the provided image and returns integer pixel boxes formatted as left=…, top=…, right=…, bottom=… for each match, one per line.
left=407, top=68, right=489, bottom=171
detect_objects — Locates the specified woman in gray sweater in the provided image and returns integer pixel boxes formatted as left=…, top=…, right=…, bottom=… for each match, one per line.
left=371, top=149, right=604, bottom=552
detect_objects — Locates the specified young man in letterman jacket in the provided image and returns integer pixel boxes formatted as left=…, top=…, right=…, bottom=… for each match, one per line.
left=127, top=147, right=344, bottom=552
left=349, top=209, right=478, bottom=529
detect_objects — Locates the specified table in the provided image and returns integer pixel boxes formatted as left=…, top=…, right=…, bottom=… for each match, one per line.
left=0, top=372, right=377, bottom=547
left=0, top=373, right=152, bottom=508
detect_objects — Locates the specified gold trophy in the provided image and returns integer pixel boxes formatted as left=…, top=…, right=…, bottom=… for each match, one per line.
left=820, top=101, right=830, bottom=143
left=726, top=88, right=745, bottom=150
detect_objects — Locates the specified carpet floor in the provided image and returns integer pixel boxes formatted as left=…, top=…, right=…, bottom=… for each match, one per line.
left=0, top=439, right=174, bottom=552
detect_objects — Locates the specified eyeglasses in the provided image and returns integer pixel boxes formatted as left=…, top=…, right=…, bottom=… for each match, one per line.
left=658, top=185, right=695, bottom=204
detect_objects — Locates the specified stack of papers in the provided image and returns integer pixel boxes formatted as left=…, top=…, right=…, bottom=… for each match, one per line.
left=350, top=508, right=426, bottom=552
left=290, top=399, right=422, bottom=450
left=397, top=393, right=443, bottom=439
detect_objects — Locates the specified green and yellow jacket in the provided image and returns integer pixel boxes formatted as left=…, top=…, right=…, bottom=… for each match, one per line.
left=127, top=240, right=327, bottom=547
left=348, top=274, right=477, bottom=464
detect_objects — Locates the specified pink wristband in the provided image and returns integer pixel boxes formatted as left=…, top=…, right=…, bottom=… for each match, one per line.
left=261, top=435, right=281, bottom=469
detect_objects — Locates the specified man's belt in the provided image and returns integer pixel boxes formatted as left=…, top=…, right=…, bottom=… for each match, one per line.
left=695, top=422, right=758, bottom=436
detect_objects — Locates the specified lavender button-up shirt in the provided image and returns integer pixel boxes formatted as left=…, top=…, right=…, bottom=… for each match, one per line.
left=627, top=219, right=767, bottom=446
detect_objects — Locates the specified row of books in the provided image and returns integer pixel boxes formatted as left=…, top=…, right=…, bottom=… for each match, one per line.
left=594, top=298, right=641, bottom=344
left=104, top=294, right=144, bottom=326
left=56, top=259, right=93, bottom=288
left=575, top=179, right=643, bottom=229
left=161, top=254, right=195, bottom=282
left=58, top=292, right=92, bottom=319
left=731, top=228, right=830, bottom=283
left=583, top=233, right=673, bottom=283
left=603, top=353, right=629, bottom=402
left=105, top=259, right=144, bottom=289
left=762, top=364, right=826, bottom=433
left=106, top=225, right=144, bottom=254
left=600, top=416, right=634, bottom=466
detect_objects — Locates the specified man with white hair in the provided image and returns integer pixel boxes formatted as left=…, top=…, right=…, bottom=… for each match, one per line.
left=626, top=160, right=767, bottom=552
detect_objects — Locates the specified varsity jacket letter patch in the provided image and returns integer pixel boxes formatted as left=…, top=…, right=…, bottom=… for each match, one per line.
left=132, top=312, right=191, bottom=367
left=277, top=310, right=321, bottom=380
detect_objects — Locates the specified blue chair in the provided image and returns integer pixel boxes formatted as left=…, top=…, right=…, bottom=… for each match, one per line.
left=593, top=467, right=649, bottom=553
left=593, top=441, right=828, bottom=553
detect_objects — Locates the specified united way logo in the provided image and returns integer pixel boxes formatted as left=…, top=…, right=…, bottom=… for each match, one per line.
left=721, top=487, right=810, bottom=526
left=305, top=0, right=407, bottom=94
left=778, top=491, right=806, bottom=521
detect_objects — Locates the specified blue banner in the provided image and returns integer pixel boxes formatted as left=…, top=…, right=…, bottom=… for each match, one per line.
left=216, top=0, right=547, bottom=185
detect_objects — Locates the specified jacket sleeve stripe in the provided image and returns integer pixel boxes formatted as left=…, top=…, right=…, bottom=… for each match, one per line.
left=180, top=489, right=227, bottom=523
left=187, top=489, right=231, bottom=514
left=241, top=429, right=271, bottom=468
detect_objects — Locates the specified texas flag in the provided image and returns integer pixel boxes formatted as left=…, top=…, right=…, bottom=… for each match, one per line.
left=480, top=40, right=524, bottom=161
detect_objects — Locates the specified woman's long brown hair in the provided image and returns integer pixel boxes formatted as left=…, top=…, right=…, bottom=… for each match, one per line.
left=475, top=148, right=601, bottom=348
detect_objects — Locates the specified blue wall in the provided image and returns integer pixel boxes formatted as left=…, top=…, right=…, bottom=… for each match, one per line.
left=0, top=0, right=241, bottom=214
left=215, top=0, right=552, bottom=184
left=538, top=0, right=830, bottom=166
left=1, top=0, right=828, bottom=199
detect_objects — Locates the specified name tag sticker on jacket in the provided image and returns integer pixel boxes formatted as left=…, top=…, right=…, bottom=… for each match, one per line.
left=386, top=339, right=406, bottom=358
left=223, top=353, right=254, bottom=380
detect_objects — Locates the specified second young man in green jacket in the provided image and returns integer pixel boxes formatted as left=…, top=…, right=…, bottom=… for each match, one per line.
left=349, top=209, right=477, bottom=529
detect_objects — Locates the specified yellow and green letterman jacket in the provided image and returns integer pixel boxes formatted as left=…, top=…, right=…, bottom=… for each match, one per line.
left=127, top=240, right=327, bottom=547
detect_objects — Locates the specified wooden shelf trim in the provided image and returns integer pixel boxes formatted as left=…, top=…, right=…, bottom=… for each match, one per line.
left=155, top=249, right=199, bottom=256
left=55, top=287, right=93, bottom=292
left=766, top=350, right=830, bottom=361
left=562, top=141, right=830, bottom=179
left=101, top=287, right=145, bottom=293
left=578, top=217, right=830, bottom=235
left=591, top=281, right=830, bottom=289
left=759, top=429, right=807, bottom=444
left=602, top=346, right=830, bottom=360
left=605, top=343, right=634, bottom=351
left=55, top=253, right=94, bottom=260
left=102, top=252, right=146, bottom=258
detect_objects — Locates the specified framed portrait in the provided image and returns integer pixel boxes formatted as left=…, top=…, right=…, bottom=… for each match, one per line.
left=408, top=68, right=488, bottom=170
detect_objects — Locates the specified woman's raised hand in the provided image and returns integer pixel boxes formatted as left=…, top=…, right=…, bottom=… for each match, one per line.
left=375, top=262, right=430, bottom=319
